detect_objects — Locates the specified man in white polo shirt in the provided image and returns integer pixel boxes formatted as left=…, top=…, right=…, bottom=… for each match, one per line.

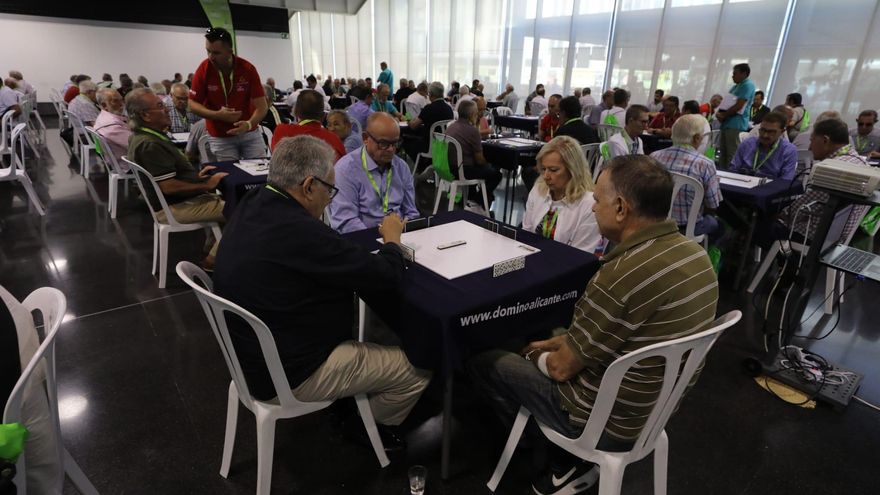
left=601, top=104, right=648, bottom=161
left=599, top=88, right=629, bottom=127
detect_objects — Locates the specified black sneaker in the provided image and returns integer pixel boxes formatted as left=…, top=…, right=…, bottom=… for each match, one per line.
left=531, top=462, right=599, bottom=495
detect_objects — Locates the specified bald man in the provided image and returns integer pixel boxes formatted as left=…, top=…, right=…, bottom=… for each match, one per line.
left=330, top=113, right=420, bottom=233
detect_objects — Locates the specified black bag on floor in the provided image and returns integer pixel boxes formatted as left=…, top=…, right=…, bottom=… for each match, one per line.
left=60, top=127, right=74, bottom=148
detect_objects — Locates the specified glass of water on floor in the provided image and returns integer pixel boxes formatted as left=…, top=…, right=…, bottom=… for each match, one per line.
left=408, top=465, right=427, bottom=495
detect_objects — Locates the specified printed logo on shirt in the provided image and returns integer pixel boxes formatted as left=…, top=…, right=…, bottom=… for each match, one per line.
left=235, top=83, right=249, bottom=93
left=207, top=84, right=219, bottom=92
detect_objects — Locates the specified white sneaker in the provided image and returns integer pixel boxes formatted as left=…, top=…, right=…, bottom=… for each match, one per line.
left=464, top=200, right=489, bottom=217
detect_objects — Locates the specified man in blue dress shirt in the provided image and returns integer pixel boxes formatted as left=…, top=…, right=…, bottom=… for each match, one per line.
left=729, top=111, right=797, bottom=180
left=331, top=112, right=420, bottom=233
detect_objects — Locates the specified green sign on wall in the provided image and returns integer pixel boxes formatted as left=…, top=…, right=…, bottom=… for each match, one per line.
left=200, top=0, right=236, bottom=53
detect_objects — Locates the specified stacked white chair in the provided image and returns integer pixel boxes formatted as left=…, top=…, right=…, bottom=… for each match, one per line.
left=86, top=127, right=135, bottom=218
left=1, top=123, right=46, bottom=215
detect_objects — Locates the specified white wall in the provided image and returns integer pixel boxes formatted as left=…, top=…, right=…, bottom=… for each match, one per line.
left=0, top=13, right=295, bottom=101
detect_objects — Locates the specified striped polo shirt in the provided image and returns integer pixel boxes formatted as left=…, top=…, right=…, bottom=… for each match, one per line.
left=558, top=219, right=719, bottom=441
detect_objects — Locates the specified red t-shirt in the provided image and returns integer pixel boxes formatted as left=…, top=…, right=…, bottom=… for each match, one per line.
left=271, top=121, right=346, bottom=161
left=64, top=86, right=79, bottom=103
left=540, top=114, right=561, bottom=142
left=189, top=56, right=265, bottom=138
left=649, top=111, right=680, bottom=129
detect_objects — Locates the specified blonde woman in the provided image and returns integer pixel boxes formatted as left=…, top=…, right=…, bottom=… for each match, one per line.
left=523, top=136, right=602, bottom=253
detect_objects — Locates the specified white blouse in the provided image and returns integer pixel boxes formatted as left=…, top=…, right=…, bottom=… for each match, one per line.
left=522, top=186, right=602, bottom=253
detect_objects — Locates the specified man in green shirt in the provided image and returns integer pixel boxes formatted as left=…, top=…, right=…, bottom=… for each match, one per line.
left=716, top=63, right=756, bottom=169
left=126, top=87, right=228, bottom=269
left=470, top=155, right=719, bottom=495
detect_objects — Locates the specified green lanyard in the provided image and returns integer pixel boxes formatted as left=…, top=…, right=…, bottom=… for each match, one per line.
left=750, top=106, right=757, bottom=120
left=140, top=127, right=186, bottom=158
left=831, top=145, right=852, bottom=159
left=563, top=118, right=579, bottom=127
left=265, top=184, right=289, bottom=199
left=361, top=147, right=393, bottom=214
left=621, top=132, right=638, bottom=155
left=298, top=119, right=317, bottom=126
left=752, top=140, right=779, bottom=172
left=541, top=209, right=559, bottom=239
left=216, top=64, right=235, bottom=107
left=855, top=136, right=870, bottom=153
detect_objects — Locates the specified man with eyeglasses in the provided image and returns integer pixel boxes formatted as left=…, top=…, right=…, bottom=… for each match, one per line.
left=331, top=113, right=420, bottom=233
left=165, top=83, right=201, bottom=133
left=271, top=89, right=345, bottom=160
left=850, top=109, right=880, bottom=158
left=214, top=135, right=430, bottom=452
left=126, top=88, right=227, bottom=270
left=729, top=111, right=797, bottom=180
left=600, top=104, right=648, bottom=161
left=188, top=27, right=268, bottom=161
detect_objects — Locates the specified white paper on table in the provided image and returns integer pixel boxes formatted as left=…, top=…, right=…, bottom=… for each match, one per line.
left=235, top=159, right=270, bottom=176
left=171, top=132, right=190, bottom=143
left=496, top=137, right=543, bottom=148
left=399, top=121, right=409, bottom=127
left=377, top=220, right=541, bottom=279
left=717, top=170, right=770, bottom=189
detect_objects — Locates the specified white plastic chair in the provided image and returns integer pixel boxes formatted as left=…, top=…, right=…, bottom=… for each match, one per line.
left=86, top=127, right=134, bottom=218
left=747, top=205, right=864, bottom=315
left=2, top=287, right=100, bottom=495
left=596, top=124, right=623, bottom=142
left=796, top=149, right=814, bottom=186
left=19, top=97, right=41, bottom=158
left=404, top=100, right=420, bottom=119
left=529, top=100, right=547, bottom=117
left=66, top=111, right=97, bottom=177
left=494, top=106, right=513, bottom=117
left=0, top=110, right=16, bottom=157
left=2, top=123, right=46, bottom=215
left=197, top=134, right=216, bottom=165
left=122, top=157, right=222, bottom=289
left=669, top=172, right=707, bottom=246
left=431, top=132, right=490, bottom=215
left=413, top=119, right=453, bottom=174
left=259, top=125, right=273, bottom=158
left=175, top=262, right=390, bottom=495
left=487, top=310, right=743, bottom=495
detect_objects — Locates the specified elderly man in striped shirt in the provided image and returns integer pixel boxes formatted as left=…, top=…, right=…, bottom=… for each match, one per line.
left=470, top=155, right=719, bottom=495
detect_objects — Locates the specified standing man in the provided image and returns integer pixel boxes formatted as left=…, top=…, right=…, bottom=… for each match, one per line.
left=851, top=110, right=880, bottom=158
left=331, top=113, right=420, bottom=233
left=188, top=27, right=268, bottom=161
left=377, top=62, right=394, bottom=93
left=166, top=83, right=201, bottom=133
left=715, top=63, right=755, bottom=169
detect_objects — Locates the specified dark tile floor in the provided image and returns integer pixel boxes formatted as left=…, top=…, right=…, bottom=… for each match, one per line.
left=2, top=123, right=878, bottom=494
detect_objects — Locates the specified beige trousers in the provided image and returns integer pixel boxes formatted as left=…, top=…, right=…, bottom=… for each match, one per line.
left=292, top=341, right=431, bottom=426
left=156, top=193, right=225, bottom=256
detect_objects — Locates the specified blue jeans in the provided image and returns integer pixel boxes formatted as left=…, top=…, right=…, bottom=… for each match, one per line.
left=208, top=130, right=266, bottom=161
left=694, top=214, right=724, bottom=244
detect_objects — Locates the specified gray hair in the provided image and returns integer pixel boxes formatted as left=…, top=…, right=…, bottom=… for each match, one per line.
left=815, top=110, right=842, bottom=124
left=125, top=88, right=155, bottom=129
left=457, top=99, right=478, bottom=121
left=428, top=81, right=445, bottom=99
left=150, top=82, right=167, bottom=95
left=671, top=114, right=708, bottom=147
left=327, top=109, right=351, bottom=125
left=170, top=82, right=189, bottom=94
left=459, top=85, right=470, bottom=95
left=268, top=135, right=335, bottom=190
left=262, top=84, right=273, bottom=99
left=79, top=80, right=98, bottom=93
left=96, top=88, right=118, bottom=107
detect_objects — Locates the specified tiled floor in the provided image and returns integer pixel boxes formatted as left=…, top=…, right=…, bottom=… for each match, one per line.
left=2, top=123, right=878, bottom=494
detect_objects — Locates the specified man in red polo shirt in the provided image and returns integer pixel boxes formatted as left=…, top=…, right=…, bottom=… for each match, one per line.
left=271, top=89, right=345, bottom=160
left=188, top=27, right=268, bottom=161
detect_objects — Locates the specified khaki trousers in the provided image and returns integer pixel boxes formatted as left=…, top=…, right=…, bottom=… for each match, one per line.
left=156, top=193, right=225, bottom=256
left=292, top=341, right=431, bottom=426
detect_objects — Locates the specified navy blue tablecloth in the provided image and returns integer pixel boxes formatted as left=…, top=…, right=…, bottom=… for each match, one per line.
left=482, top=140, right=543, bottom=171
left=344, top=210, right=601, bottom=372
left=720, top=176, right=804, bottom=212
left=640, top=133, right=673, bottom=155
left=211, top=161, right=267, bottom=217
left=493, top=115, right=540, bottom=135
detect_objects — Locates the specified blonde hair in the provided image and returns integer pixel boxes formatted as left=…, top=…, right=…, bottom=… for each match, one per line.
left=535, top=135, right=594, bottom=202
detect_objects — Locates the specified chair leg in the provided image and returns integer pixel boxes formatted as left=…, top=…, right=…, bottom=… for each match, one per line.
left=432, top=178, right=443, bottom=214
left=109, top=175, right=118, bottom=218
left=746, top=243, right=781, bottom=294
left=63, top=447, right=99, bottom=495
left=597, top=457, right=627, bottom=495
left=823, top=268, right=836, bottom=315
left=447, top=183, right=457, bottom=212
left=487, top=406, right=531, bottom=492
left=653, top=431, right=669, bottom=495
left=480, top=180, right=490, bottom=213
left=158, top=227, right=170, bottom=288
left=255, top=412, right=278, bottom=495
left=19, top=175, right=46, bottom=216
left=151, top=223, right=159, bottom=275
left=358, top=298, right=366, bottom=343
left=81, top=144, right=90, bottom=179
left=354, top=394, right=391, bottom=468
left=211, top=225, right=223, bottom=243
left=220, top=382, right=239, bottom=478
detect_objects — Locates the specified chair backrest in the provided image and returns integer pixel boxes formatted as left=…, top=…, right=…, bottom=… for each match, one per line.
left=668, top=172, right=705, bottom=240
left=530, top=100, right=547, bottom=117
left=596, top=123, right=623, bottom=142
left=594, top=142, right=608, bottom=181
left=507, top=95, right=519, bottom=114
left=260, top=125, right=273, bottom=157
left=0, top=111, right=14, bottom=151
left=122, top=156, right=185, bottom=227
left=348, top=115, right=363, bottom=137
left=197, top=134, right=215, bottom=164
left=175, top=261, right=311, bottom=410
left=431, top=131, right=464, bottom=182
left=430, top=119, right=453, bottom=136
left=2, top=287, right=68, bottom=495
left=581, top=143, right=600, bottom=176
left=3, top=124, right=28, bottom=179
left=495, top=106, right=513, bottom=117
left=85, top=127, right=122, bottom=175
left=581, top=105, right=595, bottom=121
left=404, top=100, right=420, bottom=119
left=575, top=310, right=741, bottom=457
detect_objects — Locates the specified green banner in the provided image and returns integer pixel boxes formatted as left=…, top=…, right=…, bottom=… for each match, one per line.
left=200, top=0, right=236, bottom=53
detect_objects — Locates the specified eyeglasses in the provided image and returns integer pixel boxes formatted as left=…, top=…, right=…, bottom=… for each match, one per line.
left=205, top=27, right=232, bottom=41
left=302, top=176, right=339, bottom=199
left=366, top=131, right=401, bottom=150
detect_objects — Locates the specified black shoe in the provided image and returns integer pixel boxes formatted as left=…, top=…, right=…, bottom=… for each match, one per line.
left=342, top=418, right=407, bottom=453
left=531, top=462, right=599, bottom=495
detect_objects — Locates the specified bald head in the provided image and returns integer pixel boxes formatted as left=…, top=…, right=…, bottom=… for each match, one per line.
left=364, top=113, right=400, bottom=166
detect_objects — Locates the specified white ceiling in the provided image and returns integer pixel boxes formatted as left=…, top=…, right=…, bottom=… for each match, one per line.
left=230, top=0, right=367, bottom=16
